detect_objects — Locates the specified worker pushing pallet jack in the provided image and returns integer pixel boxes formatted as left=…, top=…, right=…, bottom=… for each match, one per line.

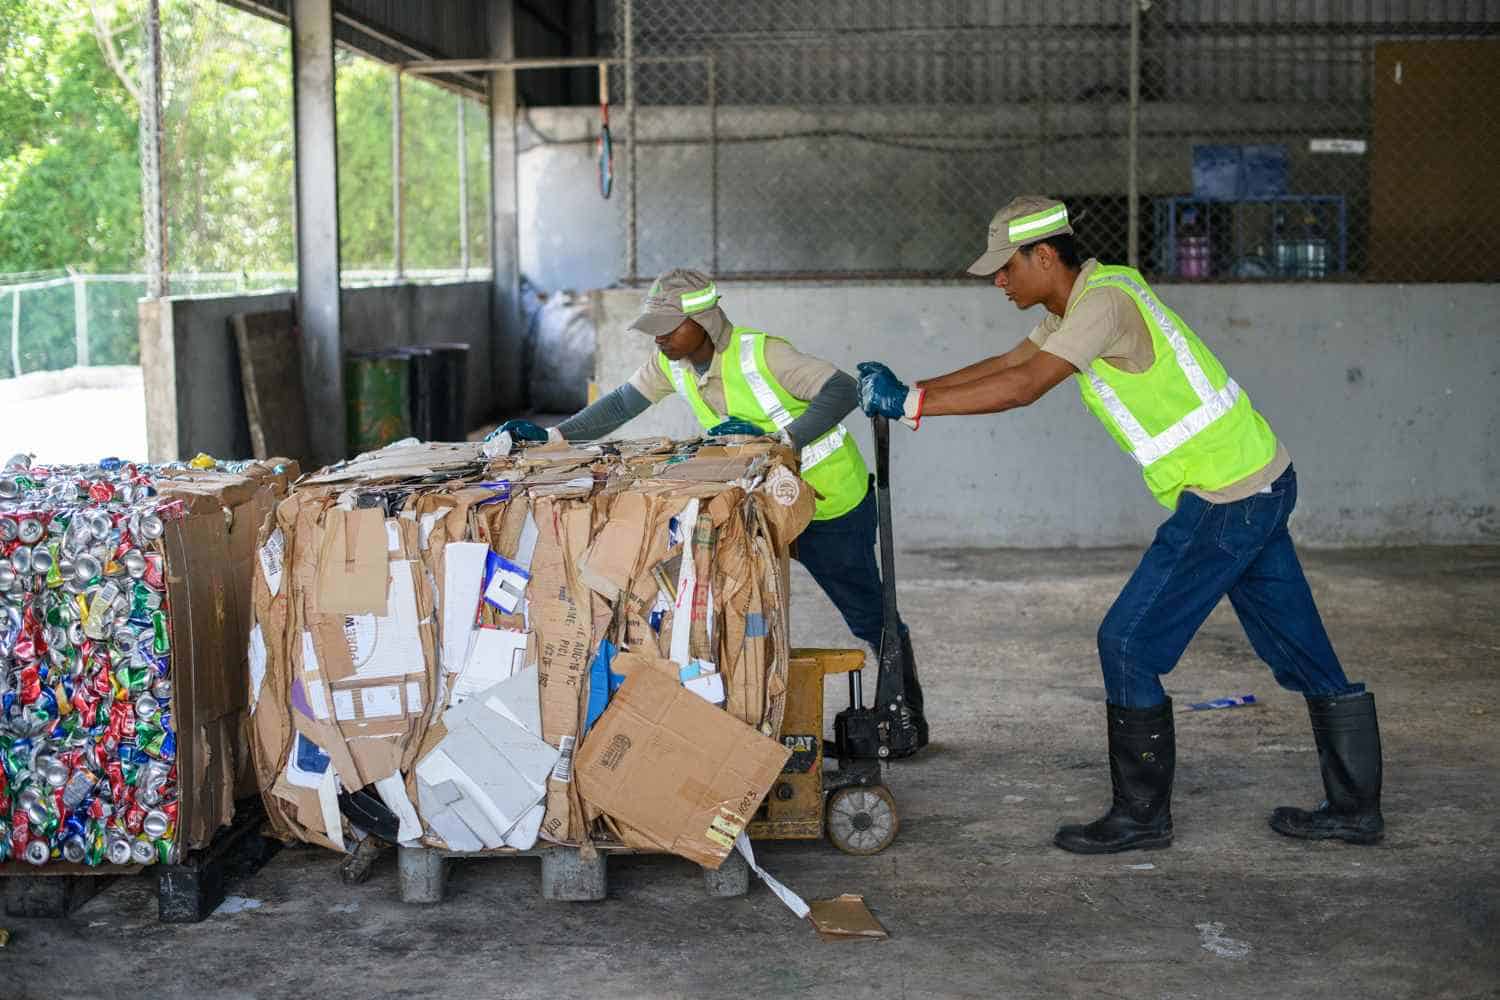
left=495, top=267, right=930, bottom=758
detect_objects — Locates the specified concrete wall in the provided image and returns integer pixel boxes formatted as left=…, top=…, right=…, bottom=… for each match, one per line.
left=141, top=281, right=494, bottom=463
left=590, top=281, right=1500, bottom=548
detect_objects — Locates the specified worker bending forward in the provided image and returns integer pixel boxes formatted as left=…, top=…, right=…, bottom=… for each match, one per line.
left=495, top=268, right=928, bottom=754
left=858, top=198, right=1382, bottom=849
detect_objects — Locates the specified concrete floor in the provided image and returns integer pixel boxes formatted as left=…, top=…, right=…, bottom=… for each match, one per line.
left=5, top=546, right=1498, bottom=999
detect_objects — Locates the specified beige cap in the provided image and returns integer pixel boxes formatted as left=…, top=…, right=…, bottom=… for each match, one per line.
left=966, top=196, right=1073, bottom=276
left=628, top=268, right=720, bottom=337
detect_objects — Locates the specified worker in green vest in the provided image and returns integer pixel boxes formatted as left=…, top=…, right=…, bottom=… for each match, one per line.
left=494, top=268, right=928, bottom=754
left=858, top=196, right=1383, bottom=850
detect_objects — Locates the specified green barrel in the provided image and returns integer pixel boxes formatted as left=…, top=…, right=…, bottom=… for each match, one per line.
left=345, top=350, right=412, bottom=455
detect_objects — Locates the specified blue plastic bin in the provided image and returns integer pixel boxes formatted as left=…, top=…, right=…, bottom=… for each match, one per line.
left=1192, top=145, right=1242, bottom=200
left=1241, top=144, right=1289, bottom=197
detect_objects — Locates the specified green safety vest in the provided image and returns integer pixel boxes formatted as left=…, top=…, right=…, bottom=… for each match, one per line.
left=657, top=328, right=869, bottom=521
left=1072, top=265, right=1278, bottom=509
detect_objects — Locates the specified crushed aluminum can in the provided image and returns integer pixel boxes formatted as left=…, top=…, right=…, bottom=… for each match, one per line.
left=142, top=809, right=170, bottom=840
left=106, top=836, right=132, bottom=866
left=129, top=836, right=155, bottom=864
left=24, top=839, right=50, bottom=865
left=40, top=756, right=70, bottom=788
left=73, top=553, right=102, bottom=584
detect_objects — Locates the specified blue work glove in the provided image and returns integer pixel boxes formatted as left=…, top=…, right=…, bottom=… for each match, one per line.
left=487, top=419, right=548, bottom=443
left=707, top=417, right=764, bottom=437
left=857, top=363, right=911, bottom=419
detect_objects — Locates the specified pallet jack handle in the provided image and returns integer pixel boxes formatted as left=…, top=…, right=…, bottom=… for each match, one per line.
left=871, top=415, right=908, bottom=716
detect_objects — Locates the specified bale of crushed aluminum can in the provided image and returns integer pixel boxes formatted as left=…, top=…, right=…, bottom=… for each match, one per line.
left=0, top=452, right=295, bottom=868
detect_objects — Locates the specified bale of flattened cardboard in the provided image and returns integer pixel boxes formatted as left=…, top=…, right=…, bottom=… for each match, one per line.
left=151, top=458, right=299, bottom=847
left=247, top=437, right=814, bottom=867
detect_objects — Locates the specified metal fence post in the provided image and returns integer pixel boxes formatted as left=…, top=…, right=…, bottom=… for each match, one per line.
left=457, top=95, right=470, bottom=274
left=10, top=289, right=20, bottom=378
left=70, top=270, right=90, bottom=368
left=141, top=0, right=168, bottom=298
left=623, top=0, right=637, bottom=283
left=1128, top=0, right=1141, bottom=269
left=707, top=52, right=718, bottom=276
left=392, top=69, right=405, bottom=279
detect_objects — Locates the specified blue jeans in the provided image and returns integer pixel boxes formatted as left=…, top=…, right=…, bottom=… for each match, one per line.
left=794, top=483, right=924, bottom=716
left=793, top=484, right=886, bottom=649
left=1100, top=465, right=1361, bottom=709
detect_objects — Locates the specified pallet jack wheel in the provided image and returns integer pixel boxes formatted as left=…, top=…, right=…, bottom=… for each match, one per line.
left=826, top=784, right=899, bottom=856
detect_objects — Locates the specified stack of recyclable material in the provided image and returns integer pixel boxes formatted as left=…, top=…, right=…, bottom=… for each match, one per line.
left=0, top=452, right=295, bottom=868
left=249, top=435, right=816, bottom=868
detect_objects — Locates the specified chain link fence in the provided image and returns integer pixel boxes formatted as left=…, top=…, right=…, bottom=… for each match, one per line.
left=608, top=0, right=1498, bottom=282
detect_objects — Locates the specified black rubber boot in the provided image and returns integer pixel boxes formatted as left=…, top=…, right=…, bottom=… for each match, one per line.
left=1269, top=690, right=1384, bottom=844
left=1055, top=699, right=1175, bottom=854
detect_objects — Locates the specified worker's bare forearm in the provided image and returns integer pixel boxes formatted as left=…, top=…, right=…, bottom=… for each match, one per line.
left=919, top=351, right=1076, bottom=417
left=915, top=338, right=1039, bottom=389
left=923, top=370, right=1038, bottom=416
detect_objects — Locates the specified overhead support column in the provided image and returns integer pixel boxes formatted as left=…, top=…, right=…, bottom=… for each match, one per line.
left=290, top=0, right=345, bottom=464
left=487, top=0, right=522, bottom=412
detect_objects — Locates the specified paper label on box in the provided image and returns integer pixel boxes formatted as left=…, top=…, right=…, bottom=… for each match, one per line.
left=551, top=734, right=576, bottom=784
left=360, top=685, right=404, bottom=718
left=406, top=681, right=423, bottom=714
left=332, top=689, right=356, bottom=721
left=259, top=529, right=285, bottom=597
left=385, top=519, right=402, bottom=552
left=711, top=810, right=745, bottom=840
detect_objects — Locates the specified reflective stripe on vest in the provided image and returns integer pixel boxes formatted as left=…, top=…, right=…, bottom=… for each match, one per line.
left=1083, top=271, right=1242, bottom=467
left=734, top=335, right=850, bottom=472
left=666, top=360, right=711, bottom=418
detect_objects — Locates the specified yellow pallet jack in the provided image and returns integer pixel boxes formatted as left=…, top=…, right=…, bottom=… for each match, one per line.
left=747, top=416, right=918, bottom=855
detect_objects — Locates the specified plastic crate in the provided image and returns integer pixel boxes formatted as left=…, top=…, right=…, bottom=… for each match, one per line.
left=1241, top=145, right=1289, bottom=197
left=1192, top=145, right=1242, bottom=201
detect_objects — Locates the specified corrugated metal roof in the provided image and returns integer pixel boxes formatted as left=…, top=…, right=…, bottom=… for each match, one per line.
left=218, top=0, right=494, bottom=96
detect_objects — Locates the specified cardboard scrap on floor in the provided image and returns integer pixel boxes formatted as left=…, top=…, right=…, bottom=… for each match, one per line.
left=809, top=894, right=890, bottom=941
left=247, top=435, right=817, bottom=862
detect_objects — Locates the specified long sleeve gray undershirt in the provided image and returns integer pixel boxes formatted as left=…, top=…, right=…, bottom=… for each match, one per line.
left=555, top=368, right=859, bottom=449
left=556, top=383, right=652, bottom=441
left=784, top=369, right=858, bottom=448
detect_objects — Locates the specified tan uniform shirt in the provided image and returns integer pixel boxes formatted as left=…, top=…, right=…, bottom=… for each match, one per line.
left=628, top=337, right=838, bottom=413
left=1030, top=259, right=1290, bottom=503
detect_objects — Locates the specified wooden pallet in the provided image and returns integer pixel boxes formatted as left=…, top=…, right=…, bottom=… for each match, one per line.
left=1, top=799, right=277, bottom=922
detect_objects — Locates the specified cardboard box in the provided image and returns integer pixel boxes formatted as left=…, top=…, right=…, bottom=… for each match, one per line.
left=145, top=460, right=297, bottom=848
left=576, top=668, right=790, bottom=869
left=249, top=436, right=810, bottom=862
